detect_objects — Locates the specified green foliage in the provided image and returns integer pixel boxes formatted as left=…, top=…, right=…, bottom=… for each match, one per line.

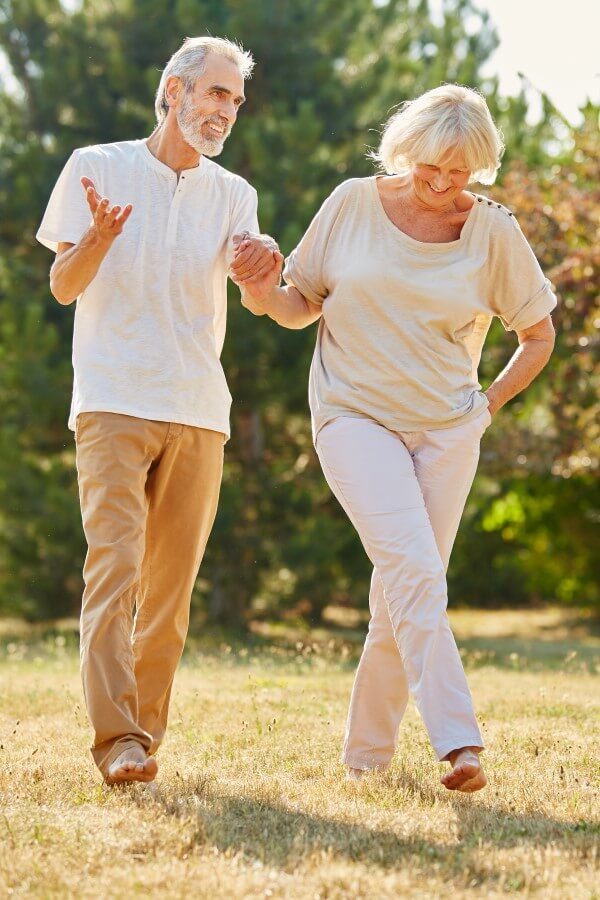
left=0, top=0, right=597, bottom=622
left=450, top=473, right=600, bottom=608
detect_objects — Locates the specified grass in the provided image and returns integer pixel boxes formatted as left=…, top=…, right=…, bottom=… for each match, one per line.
left=0, top=608, right=598, bottom=898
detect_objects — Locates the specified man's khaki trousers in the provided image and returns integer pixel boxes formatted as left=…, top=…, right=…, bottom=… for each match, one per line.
left=75, top=412, right=224, bottom=777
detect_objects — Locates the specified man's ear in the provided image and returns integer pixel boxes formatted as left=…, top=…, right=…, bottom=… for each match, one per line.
left=165, top=75, right=182, bottom=109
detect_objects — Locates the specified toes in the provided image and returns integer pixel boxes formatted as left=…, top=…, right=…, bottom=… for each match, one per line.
left=457, top=772, right=487, bottom=794
left=346, top=768, right=364, bottom=783
left=106, top=750, right=157, bottom=785
left=144, top=757, right=159, bottom=777
left=442, top=762, right=484, bottom=792
left=108, top=759, right=140, bottom=779
left=441, top=775, right=459, bottom=790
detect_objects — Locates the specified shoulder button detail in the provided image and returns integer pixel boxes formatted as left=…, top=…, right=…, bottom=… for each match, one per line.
left=473, top=194, right=514, bottom=217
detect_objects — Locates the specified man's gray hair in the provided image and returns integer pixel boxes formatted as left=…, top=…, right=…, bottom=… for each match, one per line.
left=155, top=36, right=255, bottom=125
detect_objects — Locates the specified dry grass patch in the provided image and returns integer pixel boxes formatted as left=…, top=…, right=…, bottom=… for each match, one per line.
left=0, top=609, right=598, bottom=898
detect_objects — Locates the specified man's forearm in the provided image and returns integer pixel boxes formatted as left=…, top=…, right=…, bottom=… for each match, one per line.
left=241, top=284, right=321, bottom=330
left=50, top=228, right=113, bottom=305
left=486, top=337, right=554, bottom=414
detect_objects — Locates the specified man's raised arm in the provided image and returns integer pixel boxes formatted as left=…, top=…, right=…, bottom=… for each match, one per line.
left=50, top=177, right=132, bottom=305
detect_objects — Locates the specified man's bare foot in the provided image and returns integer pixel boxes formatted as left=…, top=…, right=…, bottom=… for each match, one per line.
left=441, top=748, right=487, bottom=793
left=105, top=745, right=158, bottom=785
left=346, top=767, right=364, bottom=783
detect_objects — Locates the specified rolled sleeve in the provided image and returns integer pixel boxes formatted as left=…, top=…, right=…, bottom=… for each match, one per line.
left=489, top=213, right=558, bottom=332
left=499, top=278, right=557, bottom=332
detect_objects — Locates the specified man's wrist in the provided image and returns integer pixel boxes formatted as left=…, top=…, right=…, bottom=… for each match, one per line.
left=84, top=226, right=114, bottom=252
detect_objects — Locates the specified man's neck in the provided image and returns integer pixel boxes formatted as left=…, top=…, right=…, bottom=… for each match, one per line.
left=145, top=123, right=201, bottom=178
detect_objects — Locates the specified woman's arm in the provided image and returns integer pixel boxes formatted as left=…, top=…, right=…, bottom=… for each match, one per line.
left=240, top=283, right=322, bottom=330
left=233, top=183, right=350, bottom=329
left=230, top=237, right=322, bottom=330
left=229, top=234, right=321, bottom=328
left=485, top=315, right=555, bottom=416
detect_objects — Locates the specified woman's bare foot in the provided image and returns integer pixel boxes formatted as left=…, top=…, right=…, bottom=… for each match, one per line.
left=346, top=764, right=389, bottom=783
left=105, top=745, right=158, bottom=785
left=441, top=748, right=486, bottom=793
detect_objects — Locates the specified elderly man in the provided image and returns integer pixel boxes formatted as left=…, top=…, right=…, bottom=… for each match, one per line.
left=36, top=36, right=282, bottom=784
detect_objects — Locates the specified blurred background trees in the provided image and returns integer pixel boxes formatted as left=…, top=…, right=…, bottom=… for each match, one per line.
left=0, top=0, right=597, bottom=624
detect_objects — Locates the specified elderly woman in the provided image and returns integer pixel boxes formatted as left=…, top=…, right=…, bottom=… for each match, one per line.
left=236, top=84, right=556, bottom=792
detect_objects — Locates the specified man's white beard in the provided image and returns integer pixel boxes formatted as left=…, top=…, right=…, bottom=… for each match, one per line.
left=176, top=93, right=229, bottom=157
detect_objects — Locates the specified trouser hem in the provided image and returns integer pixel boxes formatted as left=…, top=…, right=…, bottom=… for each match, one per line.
left=435, top=738, right=485, bottom=763
left=342, top=752, right=392, bottom=770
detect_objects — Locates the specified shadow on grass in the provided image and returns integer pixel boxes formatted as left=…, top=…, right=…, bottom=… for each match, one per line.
left=134, top=772, right=597, bottom=888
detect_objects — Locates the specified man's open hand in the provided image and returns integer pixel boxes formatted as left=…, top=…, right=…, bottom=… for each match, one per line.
left=81, top=177, right=133, bottom=242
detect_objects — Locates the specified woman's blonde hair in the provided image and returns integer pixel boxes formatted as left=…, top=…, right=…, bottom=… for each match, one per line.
left=371, top=84, right=504, bottom=185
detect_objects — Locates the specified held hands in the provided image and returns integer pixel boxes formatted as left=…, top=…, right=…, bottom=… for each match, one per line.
left=81, top=176, right=133, bottom=242
left=230, top=232, right=284, bottom=302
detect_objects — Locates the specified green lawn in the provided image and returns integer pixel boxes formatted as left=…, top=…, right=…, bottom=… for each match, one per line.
left=0, top=608, right=598, bottom=898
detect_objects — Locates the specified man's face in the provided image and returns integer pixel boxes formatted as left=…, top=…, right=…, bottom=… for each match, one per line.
left=175, top=55, right=246, bottom=157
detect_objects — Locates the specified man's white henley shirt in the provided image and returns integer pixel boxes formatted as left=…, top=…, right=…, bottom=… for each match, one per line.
left=37, top=139, right=259, bottom=438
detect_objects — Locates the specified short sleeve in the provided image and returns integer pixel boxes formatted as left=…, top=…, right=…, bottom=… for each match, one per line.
left=283, top=182, right=352, bottom=306
left=225, top=183, right=260, bottom=265
left=36, top=149, right=94, bottom=252
left=488, top=214, right=557, bottom=332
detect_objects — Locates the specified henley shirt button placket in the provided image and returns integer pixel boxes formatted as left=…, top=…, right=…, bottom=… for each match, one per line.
left=167, top=174, right=187, bottom=247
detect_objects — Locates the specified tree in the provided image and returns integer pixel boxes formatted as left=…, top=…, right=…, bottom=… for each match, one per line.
left=3, top=0, right=595, bottom=625
left=451, top=104, right=600, bottom=609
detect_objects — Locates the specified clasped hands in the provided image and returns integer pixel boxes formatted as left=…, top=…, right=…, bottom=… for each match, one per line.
left=230, top=232, right=284, bottom=301
left=79, top=175, right=282, bottom=300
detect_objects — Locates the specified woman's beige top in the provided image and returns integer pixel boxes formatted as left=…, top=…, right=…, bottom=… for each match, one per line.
left=283, top=176, right=557, bottom=438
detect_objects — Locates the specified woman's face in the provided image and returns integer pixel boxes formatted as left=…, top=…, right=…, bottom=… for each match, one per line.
left=410, top=147, right=471, bottom=209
